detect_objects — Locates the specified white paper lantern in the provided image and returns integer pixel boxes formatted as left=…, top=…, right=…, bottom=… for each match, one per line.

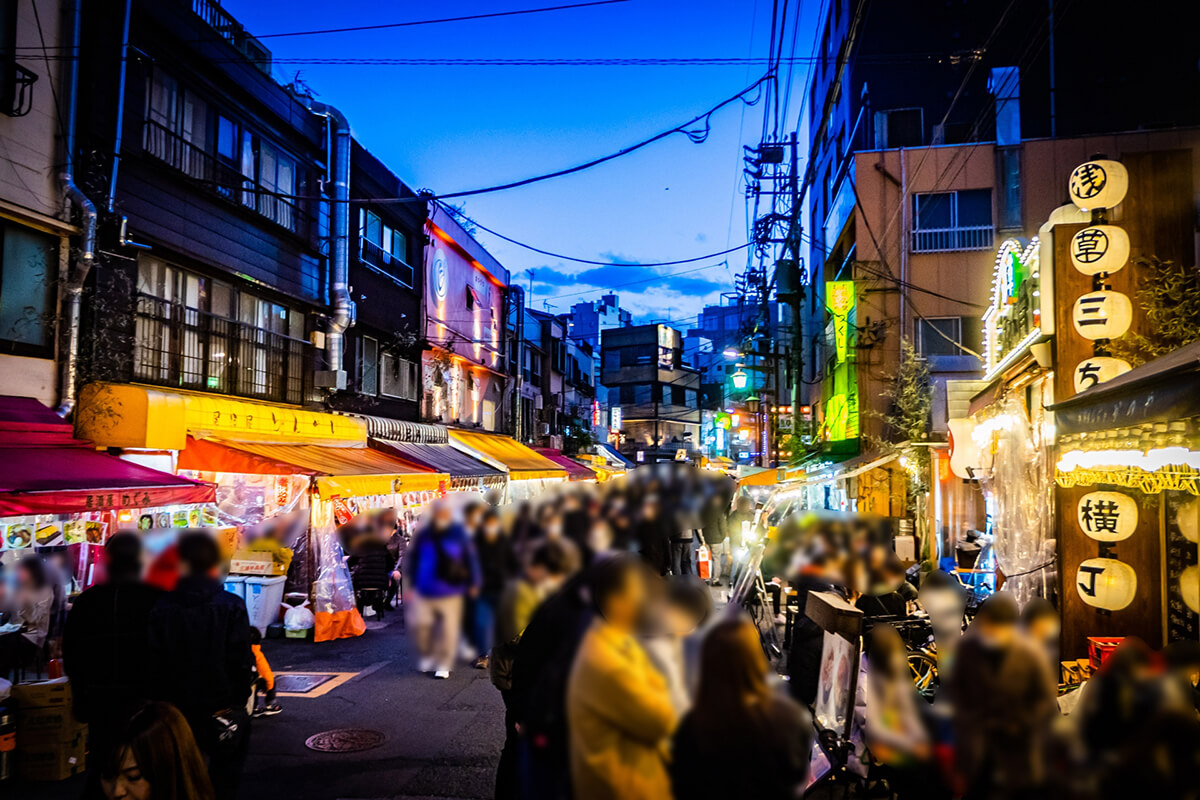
left=1181, top=565, right=1200, bottom=614
left=1073, top=356, right=1132, bottom=393
left=1070, top=225, right=1129, bottom=275
left=1072, top=291, right=1133, bottom=340
left=1068, top=160, right=1129, bottom=211
left=947, top=417, right=982, bottom=480
left=1076, top=491, right=1138, bottom=541
left=1076, top=557, right=1137, bottom=611
left=1177, top=497, right=1200, bottom=544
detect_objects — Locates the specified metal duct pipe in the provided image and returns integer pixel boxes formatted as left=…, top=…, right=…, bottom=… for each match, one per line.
left=56, top=0, right=98, bottom=418
left=307, top=100, right=352, bottom=391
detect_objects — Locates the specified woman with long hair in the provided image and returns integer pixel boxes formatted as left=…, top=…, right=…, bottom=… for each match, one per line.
left=101, top=702, right=215, bottom=800
left=671, top=614, right=813, bottom=800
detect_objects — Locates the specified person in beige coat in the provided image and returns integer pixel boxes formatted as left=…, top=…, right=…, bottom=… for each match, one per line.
left=567, top=556, right=677, bottom=800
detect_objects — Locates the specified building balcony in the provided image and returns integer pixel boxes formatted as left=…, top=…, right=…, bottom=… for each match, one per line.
left=911, top=224, right=994, bottom=253
left=133, top=293, right=309, bottom=405
left=359, top=238, right=414, bottom=287
left=142, top=119, right=308, bottom=237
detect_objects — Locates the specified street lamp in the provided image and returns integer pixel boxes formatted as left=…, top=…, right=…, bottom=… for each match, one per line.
left=722, top=347, right=742, bottom=360
left=731, top=368, right=748, bottom=390
left=745, top=395, right=761, bottom=414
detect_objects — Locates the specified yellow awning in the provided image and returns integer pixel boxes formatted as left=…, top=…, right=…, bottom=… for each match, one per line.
left=77, top=383, right=366, bottom=449
left=737, top=467, right=787, bottom=487
left=207, top=441, right=446, bottom=499
left=448, top=430, right=567, bottom=481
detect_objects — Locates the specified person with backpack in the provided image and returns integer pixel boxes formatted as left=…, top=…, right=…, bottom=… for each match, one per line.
left=405, top=501, right=481, bottom=679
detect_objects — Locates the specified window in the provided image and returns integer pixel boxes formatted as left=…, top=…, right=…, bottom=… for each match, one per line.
left=216, top=115, right=237, bottom=160
left=911, top=189, right=993, bottom=252
left=359, top=209, right=414, bottom=287
left=0, top=223, right=57, bottom=356
left=916, top=317, right=964, bottom=357
left=634, top=384, right=652, bottom=405
left=620, top=345, right=653, bottom=367
left=671, top=386, right=687, bottom=406
left=256, top=141, right=296, bottom=230
left=380, top=353, right=418, bottom=401
left=133, top=256, right=306, bottom=403
left=619, top=384, right=635, bottom=405
left=360, top=336, right=379, bottom=395
left=873, top=108, right=923, bottom=149
left=603, top=348, right=620, bottom=372
left=144, top=68, right=208, bottom=180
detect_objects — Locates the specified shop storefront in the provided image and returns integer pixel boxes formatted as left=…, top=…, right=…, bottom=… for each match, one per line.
left=1050, top=342, right=1200, bottom=656
left=359, top=416, right=507, bottom=495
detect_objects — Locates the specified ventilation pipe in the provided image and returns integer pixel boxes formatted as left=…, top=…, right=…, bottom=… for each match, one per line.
left=307, top=100, right=353, bottom=391
left=56, top=0, right=98, bottom=418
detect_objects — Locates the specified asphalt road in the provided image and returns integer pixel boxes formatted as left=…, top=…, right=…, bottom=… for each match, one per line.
left=6, top=612, right=507, bottom=800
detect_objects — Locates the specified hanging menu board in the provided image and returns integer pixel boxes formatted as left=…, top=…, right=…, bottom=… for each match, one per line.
left=1164, top=491, right=1200, bottom=643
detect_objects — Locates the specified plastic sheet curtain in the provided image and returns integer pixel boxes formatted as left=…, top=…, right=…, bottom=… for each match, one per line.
left=309, top=498, right=367, bottom=642
left=973, top=393, right=1056, bottom=606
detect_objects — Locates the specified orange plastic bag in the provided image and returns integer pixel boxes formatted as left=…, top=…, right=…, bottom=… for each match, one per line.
left=697, top=545, right=711, bottom=580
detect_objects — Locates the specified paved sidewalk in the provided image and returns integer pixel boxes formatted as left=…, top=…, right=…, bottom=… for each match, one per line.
left=6, top=614, right=506, bottom=800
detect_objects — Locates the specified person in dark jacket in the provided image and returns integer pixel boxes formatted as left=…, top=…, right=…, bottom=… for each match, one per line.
left=509, top=559, right=602, bottom=800
left=471, top=508, right=516, bottom=669
left=348, top=529, right=394, bottom=618
left=672, top=616, right=811, bottom=800
left=63, top=533, right=163, bottom=799
left=148, top=531, right=253, bottom=799
left=634, top=495, right=672, bottom=576
left=787, top=551, right=849, bottom=705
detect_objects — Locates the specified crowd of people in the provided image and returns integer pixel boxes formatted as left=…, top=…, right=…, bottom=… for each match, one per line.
left=4, top=462, right=1200, bottom=799
left=1, top=531, right=275, bottom=799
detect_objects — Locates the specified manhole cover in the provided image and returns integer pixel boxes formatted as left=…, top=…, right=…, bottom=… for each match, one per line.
left=275, top=673, right=335, bottom=694
left=305, top=728, right=386, bottom=753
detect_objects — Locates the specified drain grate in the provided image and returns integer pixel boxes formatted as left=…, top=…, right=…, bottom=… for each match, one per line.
left=305, top=728, right=386, bottom=753
left=274, top=673, right=335, bottom=694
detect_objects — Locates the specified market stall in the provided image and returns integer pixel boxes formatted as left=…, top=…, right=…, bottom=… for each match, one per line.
left=447, top=429, right=568, bottom=502
left=357, top=416, right=506, bottom=495
left=534, top=448, right=597, bottom=482
left=1049, top=340, right=1200, bottom=657
left=0, top=397, right=216, bottom=582
left=177, top=437, right=447, bottom=641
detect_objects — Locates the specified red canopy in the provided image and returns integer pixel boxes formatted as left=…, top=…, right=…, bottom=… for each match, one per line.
left=0, top=397, right=215, bottom=516
left=534, top=448, right=597, bottom=481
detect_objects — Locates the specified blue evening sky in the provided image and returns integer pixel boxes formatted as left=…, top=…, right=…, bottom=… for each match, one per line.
left=224, top=0, right=817, bottom=325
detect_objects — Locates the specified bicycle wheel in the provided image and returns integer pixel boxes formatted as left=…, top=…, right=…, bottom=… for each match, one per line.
left=908, top=652, right=938, bottom=695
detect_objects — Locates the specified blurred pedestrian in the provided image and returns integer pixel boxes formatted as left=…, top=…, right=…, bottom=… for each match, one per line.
left=406, top=501, right=480, bottom=679
left=671, top=615, right=812, bottom=800
left=642, top=577, right=712, bottom=714
left=787, top=547, right=849, bottom=705
left=491, top=541, right=570, bottom=800
left=148, top=531, right=253, bottom=798
left=700, top=491, right=729, bottom=585
left=63, top=533, right=163, bottom=798
left=1020, top=597, right=1061, bottom=674
left=472, top=508, right=515, bottom=670
left=949, top=592, right=1057, bottom=800
left=567, top=555, right=676, bottom=800
left=347, top=526, right=393, bottom=619
left=634, top=495, right=671, bottom=576
left=100, top=702, right=214, bottom=800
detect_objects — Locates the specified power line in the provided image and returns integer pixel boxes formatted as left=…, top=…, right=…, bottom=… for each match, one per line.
left=441, top=203, right=751, bottom=267
left=249, top=0, right=632, bottom=40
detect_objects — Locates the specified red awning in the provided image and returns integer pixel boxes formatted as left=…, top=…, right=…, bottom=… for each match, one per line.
left=177, top=436, right=322, bottom=476
left=0, top=397, right=215, bottom=515
left=534, top=448, right=597, bottom=481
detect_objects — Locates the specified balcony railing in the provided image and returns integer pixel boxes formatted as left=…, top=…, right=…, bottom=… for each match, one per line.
left=133, top=293, right=309, bottom=404
left=911, top=224, right=994, bottom=253
left=190, top=0, right=272, bottom=74
left=142, top=119, right=305, bottom=236
left=360, top=238, right=414, bottom=287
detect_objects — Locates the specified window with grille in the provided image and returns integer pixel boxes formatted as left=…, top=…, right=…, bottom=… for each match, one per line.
left=380, top=352, right=418, bottom=401
left=911, top=189, right=993, bottom=252
left=360, top=336, right=379, bottom=395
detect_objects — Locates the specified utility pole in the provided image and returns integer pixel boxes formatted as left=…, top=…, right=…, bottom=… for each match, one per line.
left=786, top=130, right=805, bottom=419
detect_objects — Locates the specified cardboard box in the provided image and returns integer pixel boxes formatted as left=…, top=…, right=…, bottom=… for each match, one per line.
left=229, top=550, right=284, bottom=576
left=17, top=705, right=86, bottom=747
left=11, top=678, right=71, bottom=710
left=17, top=738, right=85, bottom=782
